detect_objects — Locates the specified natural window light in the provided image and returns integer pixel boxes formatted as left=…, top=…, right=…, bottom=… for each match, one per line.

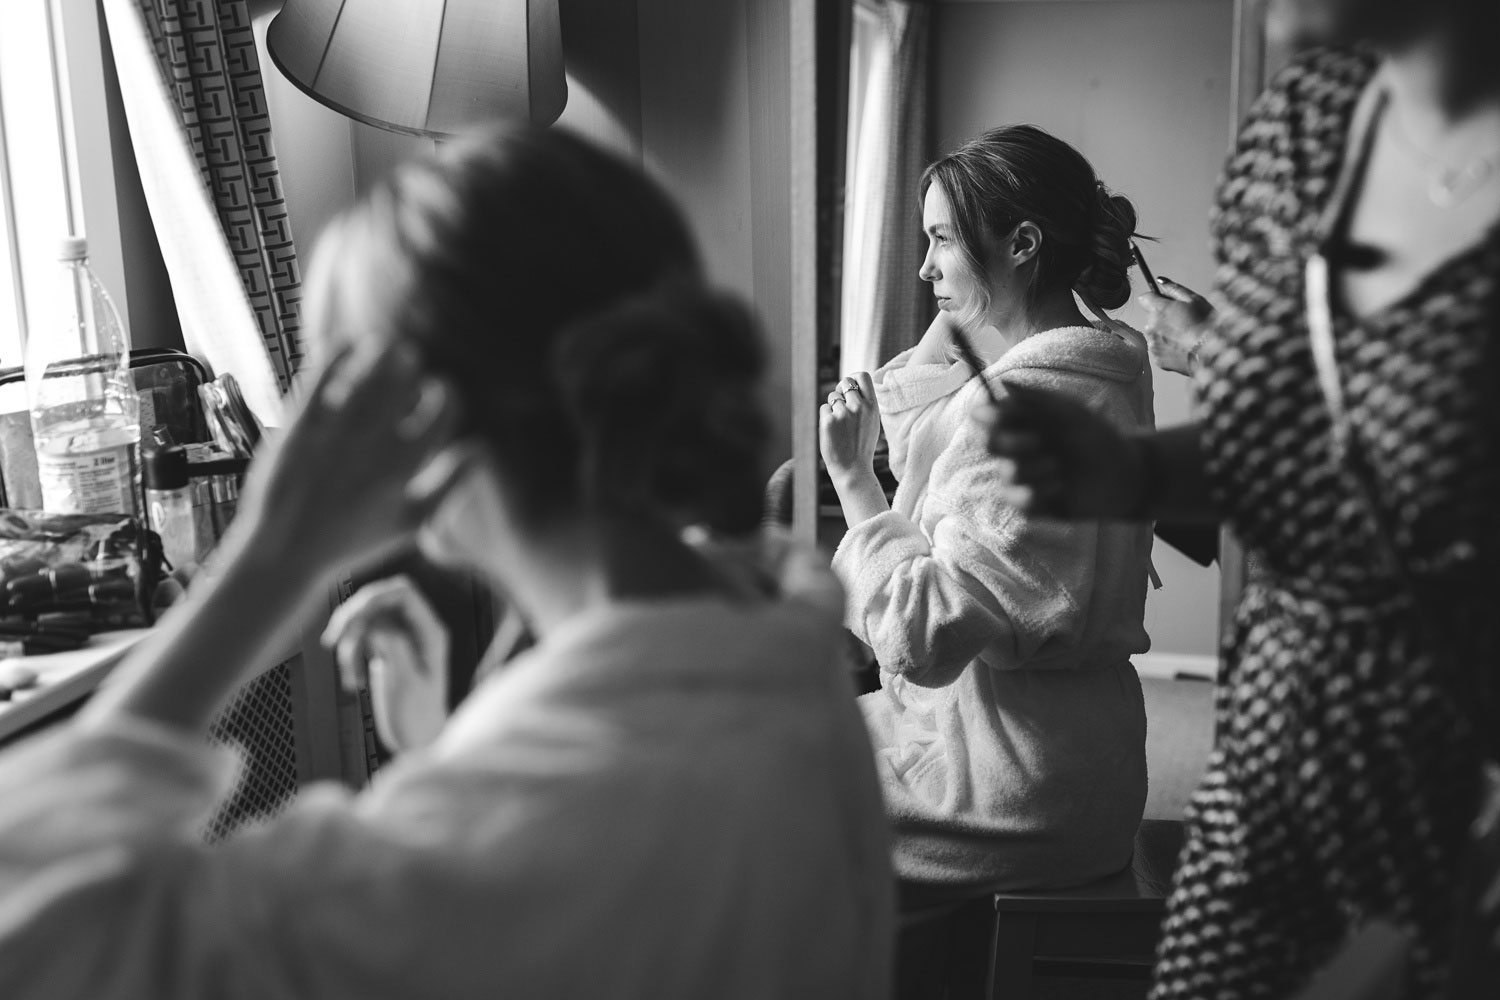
left=0, top=1, right=80, bottom=371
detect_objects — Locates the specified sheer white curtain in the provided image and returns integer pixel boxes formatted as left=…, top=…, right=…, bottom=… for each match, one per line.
left=839, top=0, right=930, bottom=379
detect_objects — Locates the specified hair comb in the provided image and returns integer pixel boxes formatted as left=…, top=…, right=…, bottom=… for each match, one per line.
left=948, top=325, right=1001, bottom=408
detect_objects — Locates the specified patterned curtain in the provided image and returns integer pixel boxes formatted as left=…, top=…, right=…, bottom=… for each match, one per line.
left=100, top=0, right=297, bottom=424
left=99, top=0, right=308, bottom=836
left=132, top=0, right=303, bottom=386
left=839, top=0, right=931, bottom=378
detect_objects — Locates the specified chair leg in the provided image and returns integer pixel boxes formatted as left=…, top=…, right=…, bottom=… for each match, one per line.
left=988, top=913, right=1037, bottom=1000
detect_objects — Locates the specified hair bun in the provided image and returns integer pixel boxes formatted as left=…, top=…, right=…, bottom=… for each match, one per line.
left=553, top=284, right=768, bottom=535
left=1075, top=187, right=1139, bottom=310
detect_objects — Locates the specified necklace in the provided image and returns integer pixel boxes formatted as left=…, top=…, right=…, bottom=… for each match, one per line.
left=1384, top=102, right=1500, bottom=208
left=1425, top=155, right=1498, bottom=208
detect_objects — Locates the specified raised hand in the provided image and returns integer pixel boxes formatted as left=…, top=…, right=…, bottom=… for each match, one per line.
left=982, top=381, right=1149, bottom=520
left=324, top=575, right=450, bottom=753
left=233, top=342, right=477, bottom=587
left=1138, top=276, right=1214, bottom=376
left=818, top=371, right=881, bottom=483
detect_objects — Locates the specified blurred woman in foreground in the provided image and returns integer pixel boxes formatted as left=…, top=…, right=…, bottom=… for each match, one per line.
left=0, top=127, right=894, bottom=1000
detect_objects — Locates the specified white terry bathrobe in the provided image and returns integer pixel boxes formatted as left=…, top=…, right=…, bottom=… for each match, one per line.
left=834, top=324, right=1154, bottom=893
left=0, top=552, right=895, bottom=1000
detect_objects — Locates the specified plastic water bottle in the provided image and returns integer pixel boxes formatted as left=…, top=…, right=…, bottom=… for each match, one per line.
left=144, top=445, right=197, bottom=570
left=25, top=237, right=141, bottom=517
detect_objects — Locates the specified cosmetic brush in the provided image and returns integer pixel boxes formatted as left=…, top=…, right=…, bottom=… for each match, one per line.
left=949, top=325, right=1001, bottom=408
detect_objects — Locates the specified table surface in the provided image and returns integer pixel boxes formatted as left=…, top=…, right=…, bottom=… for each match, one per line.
left=0, top=629, right=151, bottom=742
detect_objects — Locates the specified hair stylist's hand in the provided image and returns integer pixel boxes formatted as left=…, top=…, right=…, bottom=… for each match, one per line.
left=818, top=371, right=881, bottom=483
left=983, top=381, right=1148, bottom=520
left=231, top=343, right=473, bottom=586
left=1138, top=277, right=1214, bottom=376
left=324, top=575, right=450, bottom=752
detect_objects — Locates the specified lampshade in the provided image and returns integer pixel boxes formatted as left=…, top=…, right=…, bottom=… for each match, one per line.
left=265, top=0, right=567, bottom=137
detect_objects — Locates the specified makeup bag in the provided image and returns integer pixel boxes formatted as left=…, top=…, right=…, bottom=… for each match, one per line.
left=0, top=510, right=164, bottom=656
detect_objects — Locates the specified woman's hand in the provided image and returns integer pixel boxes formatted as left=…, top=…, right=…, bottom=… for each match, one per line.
left=982, top=381, right=1149, bottom=520
left=1079, top=295, right=1150, bottom=371
left=232, top=342, right=476, bottom=589
left=82, top=343, right=480, bottom=734
left=819, top=371, right=890, bottom=527
left=1138, top=277, right=1214, bottom=376
left=818, top=372, right=881, bottom=483
left=323, top=575, right=450, bottom=753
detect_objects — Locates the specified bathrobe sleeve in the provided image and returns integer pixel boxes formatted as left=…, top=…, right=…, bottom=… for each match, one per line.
left=833, top=372, right=1120, bottom=688
left=0, top=709, right=747, bottom=1000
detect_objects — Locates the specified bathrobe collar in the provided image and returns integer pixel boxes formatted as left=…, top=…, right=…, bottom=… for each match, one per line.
left=876, top=323, right=1148, bottom=416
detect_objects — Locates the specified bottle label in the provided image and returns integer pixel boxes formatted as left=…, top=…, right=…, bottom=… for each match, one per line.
left=37, top=441, right=137, bottom=515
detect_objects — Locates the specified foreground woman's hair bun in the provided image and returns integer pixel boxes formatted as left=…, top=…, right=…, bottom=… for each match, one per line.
left=1076, top=186, right=1139, bottom=310
left=554, top=284, right=769, bottom=536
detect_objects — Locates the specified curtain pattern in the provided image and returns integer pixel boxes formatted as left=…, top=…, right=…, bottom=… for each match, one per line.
left=130, top=0, right=303, bottom=388
left=100, top=0, right=305, bottom=839
left=839, top=0, right=930, bottom=378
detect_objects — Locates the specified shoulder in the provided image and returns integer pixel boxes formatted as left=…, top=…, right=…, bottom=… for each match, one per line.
left=1234, top=47, right=1379, bottom=151
left=1217, top=48, right=1378, bottom=217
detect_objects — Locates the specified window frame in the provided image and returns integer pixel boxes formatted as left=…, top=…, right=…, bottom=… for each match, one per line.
left=0, top=0, right=129, bottom=370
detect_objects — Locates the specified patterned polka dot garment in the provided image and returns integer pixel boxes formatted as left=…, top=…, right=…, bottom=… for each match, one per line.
left=1149, top=48, right=1500, bottom=1000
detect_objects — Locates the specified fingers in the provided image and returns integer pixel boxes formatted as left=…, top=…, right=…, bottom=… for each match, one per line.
left=367, top=628, right=445, bottom=751
left=981, top=382, right=1091, bottom=516
left=334, top=632, right=368, bottom=693
left=985, top=423, right=1065, bottom=514
left=323, top=575, right=429, bottom=650
left=323, top=574, right=450, bottom=692
left=827, top=373, right=875, bottom=416
left=315, top=341, right=417, bottom=414
left=404, top=439, right=487, bottom=525
left=987, top=425, right=1047, bottom=460
left=313, top=343, right=463, bottom=458
left=995, top=379, right=1089, bottom=422
left=1156, top=275, right=1203, bottom=303
left=298, top=342, right=360, bottom=412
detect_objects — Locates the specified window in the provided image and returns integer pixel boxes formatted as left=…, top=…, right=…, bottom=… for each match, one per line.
left=0, top=1, right=77, bottom=370
left=0, top=0, right=125, bottom=384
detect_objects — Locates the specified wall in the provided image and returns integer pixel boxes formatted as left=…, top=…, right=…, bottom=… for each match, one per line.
left=933, top=0, right=1235, bottom=665
left=254, top=0, right=648, bottom=258
left=637, top=0, right=795, bottom=468
left=253, top=0, right=795, bottom=467
left=638, top=0, right=794, bottom=469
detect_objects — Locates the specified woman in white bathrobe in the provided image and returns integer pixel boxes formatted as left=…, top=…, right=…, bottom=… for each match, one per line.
left=821, top=125, right=1154, bottom=926
left=0, top=128, right=894, bottom=1000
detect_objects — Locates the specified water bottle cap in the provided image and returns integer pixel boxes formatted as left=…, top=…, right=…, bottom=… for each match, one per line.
left=56, top=236, right=88, bottom=261
left=144, top=445, right=190, bottom=490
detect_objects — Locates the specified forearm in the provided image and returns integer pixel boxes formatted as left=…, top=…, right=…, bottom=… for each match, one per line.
left=1133, top=422, right=1217, bottom=523
left=81, top=521, right=328, bottom=734
left=833, top=511, right=1026, bottom=687
left=831, top=469, right=890, bottom=529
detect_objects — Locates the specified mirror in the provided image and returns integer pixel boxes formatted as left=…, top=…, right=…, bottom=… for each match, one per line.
left=803, top=0, right=1295, bottom=677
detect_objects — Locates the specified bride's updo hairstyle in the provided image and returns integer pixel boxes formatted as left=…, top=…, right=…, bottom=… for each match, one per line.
left=307, top=127, right=767, bottom=536
left=921, top=124, right=1142, bottom=314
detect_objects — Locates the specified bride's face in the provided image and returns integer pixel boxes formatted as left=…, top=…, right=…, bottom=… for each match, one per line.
left=918, top=183, right=991, bottom=329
